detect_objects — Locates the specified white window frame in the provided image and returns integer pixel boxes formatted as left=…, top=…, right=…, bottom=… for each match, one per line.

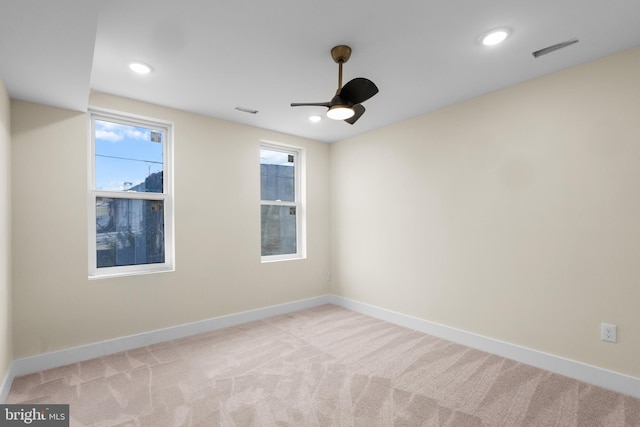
left=260, top=141, right=306, bottom=262
left=88, top=108, right=175, bottom=279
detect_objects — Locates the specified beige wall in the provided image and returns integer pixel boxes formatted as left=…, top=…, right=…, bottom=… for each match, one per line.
left=11, top=92, right=331, bottom=358
left=331, top=46, right=640, bottom=377
left=0, top=79, right=12, bottom=383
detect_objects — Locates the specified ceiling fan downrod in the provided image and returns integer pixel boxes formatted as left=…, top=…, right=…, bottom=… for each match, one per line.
left=331, top=45, right=352, bottom=93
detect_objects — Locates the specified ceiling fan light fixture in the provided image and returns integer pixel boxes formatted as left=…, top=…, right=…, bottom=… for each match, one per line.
left=327, top=105, right=355, bottom=120
left=481, top=28, right=511, bottom=46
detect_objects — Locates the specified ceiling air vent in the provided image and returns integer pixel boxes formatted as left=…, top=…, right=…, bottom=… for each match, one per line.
left=235, top=106, right=258, bottom=114
left=532, top=38, right=579, bottom=58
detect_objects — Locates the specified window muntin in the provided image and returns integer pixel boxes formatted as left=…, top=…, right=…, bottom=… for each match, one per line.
left=260, top=144, right=305, bottom=261
left=89, top=110, right=174, bottom=278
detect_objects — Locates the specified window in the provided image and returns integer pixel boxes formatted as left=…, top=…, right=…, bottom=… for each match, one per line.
left=89, top=109, right=174, bottom=278
left=260, top=143, right=305, bottom=261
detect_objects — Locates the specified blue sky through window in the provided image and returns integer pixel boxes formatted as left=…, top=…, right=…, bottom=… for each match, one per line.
left=95, top=120, right=163, bottom=191
left=260, top=148, right=294, bottom=167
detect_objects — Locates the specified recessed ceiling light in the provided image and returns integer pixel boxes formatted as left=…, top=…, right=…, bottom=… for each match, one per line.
left=481, top=28, right=511, bottom=46
left=309, top=115, right=322, bottom=123
left=128, top=62, right=152, bottom=74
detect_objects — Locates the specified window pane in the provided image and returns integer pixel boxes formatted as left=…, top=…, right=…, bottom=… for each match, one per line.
left=260, top=148, right=294, bottom=201
left=261, top=205, right=297, bottom=256
left=96, top=197, right=165, bottom=268
left=95, top=119, right=164, bottom=192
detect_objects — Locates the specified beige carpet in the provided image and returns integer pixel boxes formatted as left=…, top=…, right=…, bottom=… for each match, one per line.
left=6, top=304, right=640, bottom=426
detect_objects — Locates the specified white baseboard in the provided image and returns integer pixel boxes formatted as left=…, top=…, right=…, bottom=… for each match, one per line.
left=1, top=295, right=331, bottom=402
left=329, top=295, right=640, bottom=399
left=0, top=367, right=13, bottom=403
left=3, top=294, right=639, bottom=402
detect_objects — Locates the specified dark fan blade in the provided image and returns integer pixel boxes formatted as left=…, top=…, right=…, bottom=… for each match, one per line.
left=339, top=78, right=378, bottom=105
left=345, top=104, right=365, bottom=125
left=291, top=102, right=330, bottom=107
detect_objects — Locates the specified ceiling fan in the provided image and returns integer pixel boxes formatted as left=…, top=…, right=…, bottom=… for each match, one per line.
left=291, top=45, right=379, bottom=124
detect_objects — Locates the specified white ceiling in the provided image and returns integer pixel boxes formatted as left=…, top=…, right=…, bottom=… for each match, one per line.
left=2, top=0, right=640, bottom=143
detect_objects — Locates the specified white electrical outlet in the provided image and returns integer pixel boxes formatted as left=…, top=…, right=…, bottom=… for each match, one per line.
left=601, top=323, right=617, bottom=343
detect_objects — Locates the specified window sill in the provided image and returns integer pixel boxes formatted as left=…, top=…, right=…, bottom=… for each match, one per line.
left=261, top=254, right=306, bottom=264
left=89, top=265, right=175, bottom=280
